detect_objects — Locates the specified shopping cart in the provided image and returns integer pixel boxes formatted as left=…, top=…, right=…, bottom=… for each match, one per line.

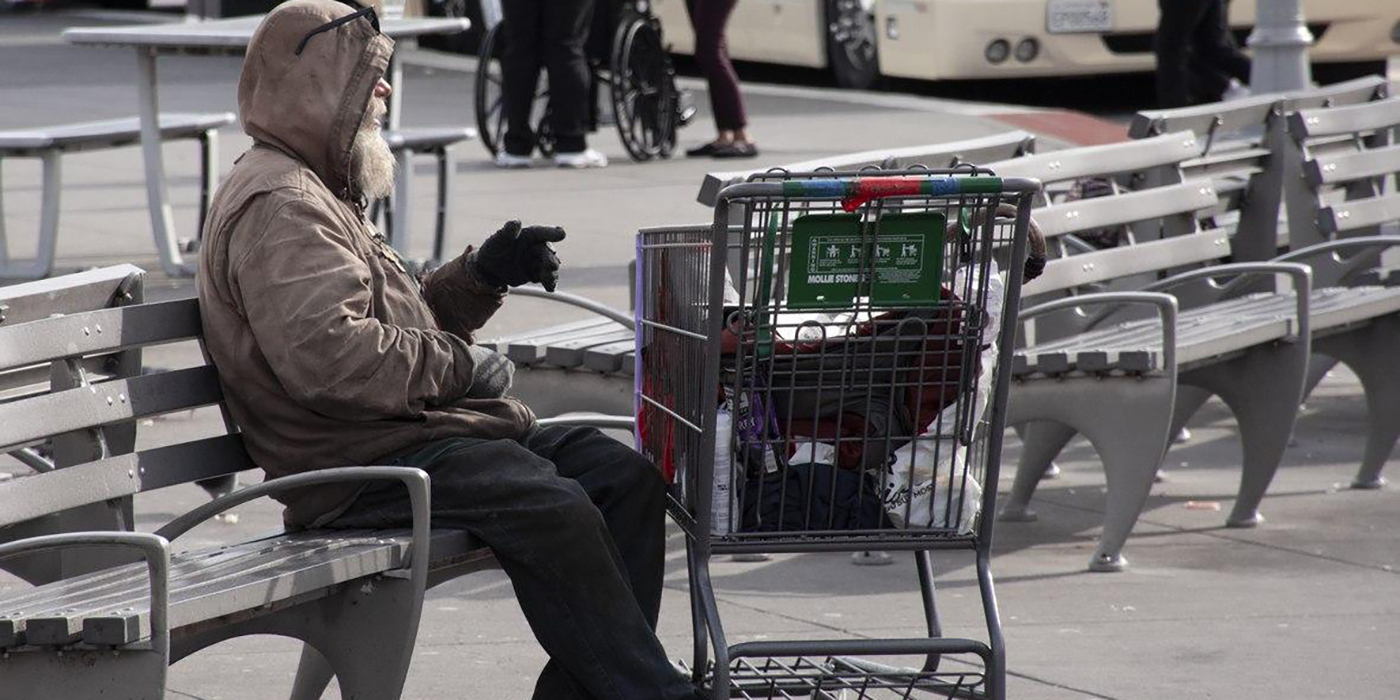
left=636, top=170, right=1040, bottom=700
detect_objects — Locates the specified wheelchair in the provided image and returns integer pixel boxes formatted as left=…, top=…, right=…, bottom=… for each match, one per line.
left=473, top=0, right=694, bottom=162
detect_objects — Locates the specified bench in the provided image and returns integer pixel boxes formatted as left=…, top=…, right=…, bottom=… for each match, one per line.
left=984, top=135, right=1315, bottom=571
left=369, top=126, right=476, bottom=263
left=494, top=132, right=1039, bottom=420
left=1128, top=75, right=1389, bottom=260
left=1135, top=83, right=1400, bottom=489
left=0, top=113, right=234, bottom=280
left=1277, top=95, right=1400, bottom=488
left=0, top=266, right=498, bottom=699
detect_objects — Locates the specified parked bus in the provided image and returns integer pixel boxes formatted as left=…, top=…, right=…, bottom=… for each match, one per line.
left=648, top=0, right=1400, bottom=89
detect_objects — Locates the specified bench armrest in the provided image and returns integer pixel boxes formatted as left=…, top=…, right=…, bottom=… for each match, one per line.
left=156, top=467, right=431, bottom=584
left=0, top=532, right=170, bottom=652
left=1144, top=262, right=1313, bottom=342
left=537, top=415, right=636, bottom=431
left=1273, top=235, right=1400, bottom=289
left=511, top=286, right=635, bottom=330
left=1020, top=292, right=1179, bottom=376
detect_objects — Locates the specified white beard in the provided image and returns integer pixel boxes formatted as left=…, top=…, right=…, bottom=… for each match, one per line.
left=351, top=101, right=395, bottom=201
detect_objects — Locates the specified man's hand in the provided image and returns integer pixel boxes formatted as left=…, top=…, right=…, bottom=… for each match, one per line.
left=473, top=220, right=566, bottom=292
left=465, top=344, right=514, bottom=399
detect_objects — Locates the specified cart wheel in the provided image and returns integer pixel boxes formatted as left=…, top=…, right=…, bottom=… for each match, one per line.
left=825, top=0, right=880, bottom=89
left=473, top=24, right=508, bottom=156
left=475, top=23, right=554, bottom=158
left=610, top=16, right=677, bottom=162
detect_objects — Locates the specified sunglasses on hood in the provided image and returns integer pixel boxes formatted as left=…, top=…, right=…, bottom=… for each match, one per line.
left=295, top=1, right=381, bottom=56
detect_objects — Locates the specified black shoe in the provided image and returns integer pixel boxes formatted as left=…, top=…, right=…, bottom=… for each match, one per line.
left=711, top=141, right=759, bottom=159
left=685, top=141, right=723, bottom=158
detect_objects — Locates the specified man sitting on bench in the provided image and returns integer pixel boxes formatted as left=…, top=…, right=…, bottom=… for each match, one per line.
left=196, top=2, right=699, bottom=699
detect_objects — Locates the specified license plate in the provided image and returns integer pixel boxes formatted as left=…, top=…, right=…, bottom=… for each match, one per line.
left=1046, top=0, right=1112, bottom=34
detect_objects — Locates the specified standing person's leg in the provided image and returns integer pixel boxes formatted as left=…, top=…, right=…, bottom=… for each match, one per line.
left=1187, top=58, right=1232, bottom=103
left=327, top=437, right=695, bottom=700
left=520, top=425, right=670, bottom=699
left=542, top=0, right=597, bottom=156
left=685, top=0, right=754, bottom=156
left=1194, top=0, right=1251, bottom=83
left=501, top=0, right=545, bottom=158
left=1154, top=0, right=1211, bottom=108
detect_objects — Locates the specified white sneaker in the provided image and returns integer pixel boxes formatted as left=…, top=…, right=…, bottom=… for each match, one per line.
left=494, top=151, right=533, bottom=169
left=553, top=148, right=608, bottom=169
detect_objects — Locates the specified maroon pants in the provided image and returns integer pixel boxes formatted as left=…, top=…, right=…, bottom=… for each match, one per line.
left=685, top=0, right=746, bottom=131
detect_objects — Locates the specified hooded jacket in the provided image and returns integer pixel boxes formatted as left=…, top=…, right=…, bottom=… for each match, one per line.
left=198, top=0, right=535, bottom=527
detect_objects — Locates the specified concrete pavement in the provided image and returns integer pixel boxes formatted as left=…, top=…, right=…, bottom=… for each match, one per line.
left=1, top=8, right=1397, bottom=700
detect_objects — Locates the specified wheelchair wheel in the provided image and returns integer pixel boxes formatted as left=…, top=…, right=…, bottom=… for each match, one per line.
left=609, top=15, right=678, bottom=162
left=474, top=23, right=554, bottom=157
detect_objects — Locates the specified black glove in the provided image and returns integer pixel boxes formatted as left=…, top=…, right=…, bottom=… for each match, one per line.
left=473, top=220, right=566, bottom=292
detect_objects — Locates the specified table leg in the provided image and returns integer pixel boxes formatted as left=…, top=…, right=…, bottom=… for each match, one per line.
left=135, top=48, right=195, bottom=277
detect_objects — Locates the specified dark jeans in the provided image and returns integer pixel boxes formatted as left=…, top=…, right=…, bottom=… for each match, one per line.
left=328, top=426, right=695, bottom=700
left=502, top=0, right=596, bottom=155
left=1154, top=0, right=1251, bottom=108
left=685, top=0, right=746, bottom=131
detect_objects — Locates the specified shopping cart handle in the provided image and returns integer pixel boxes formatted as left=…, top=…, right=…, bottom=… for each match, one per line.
left=772, top=176, right=1042, bottom=212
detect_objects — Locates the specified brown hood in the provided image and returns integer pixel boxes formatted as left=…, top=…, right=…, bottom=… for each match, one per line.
left=238, top=0, right=394, bottom=200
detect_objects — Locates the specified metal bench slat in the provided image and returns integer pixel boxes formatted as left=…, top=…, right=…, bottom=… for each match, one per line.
left=0, top=113, right=234, bottom=153
left=1320, top=193, right=1400, bottom=235
left=0, top=299, right=201, bottom=373
left=544, top=329, right=636, bottom=368
left=1027, top=294, right=1280, bottom=354
left=1177, top=316, right=1295, bottom=369
left=83, top=536, right=410, bottom=646
left=0, top=355, right=114, bottom=398
left=0, top=365, right=224, bottom=453
left=0, top=435, right=254, bottom=529
left=1289, top=98, right=1400, bottom=140
left=21, top=534, right=408, bottom=646
left=507, top=319, right=627, bottom=364
left=1129, top=95, right=1278, bottom=140
left=1034, top=181, right=1220, bottom=240
left=1017, top=294, right=1300, bottom=375
left=0, top=541, right=265, bottom=627
left=485, top=317, right=616, bottom=352
left=1305, top=144, right=1400, bottom=187
left=582, top=339, right=637, bottom=373
left=0, top=265, right=141, bottom=327
left=988, top=131, right=1199, bottom=184
left=1304, top=286, right=1400, bottom=331
left=1035, top=231, right=1231, bottom=293
left=2, top=543, right=294, bottom=646
left=383, top=127, right=475, bottom=151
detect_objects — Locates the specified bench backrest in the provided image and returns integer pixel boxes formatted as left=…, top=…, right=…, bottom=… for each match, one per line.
left=1285, top=97, right=1400, bottom=249
left=1129, top=76, right=1392, bottom=261
left=696, top=130, right=1036, bottom=206
left=987, top=130, right=1213, bottom=256
left=0, top=268, right=252, bottom=582
left=986, top=136, right=1234, bottom=341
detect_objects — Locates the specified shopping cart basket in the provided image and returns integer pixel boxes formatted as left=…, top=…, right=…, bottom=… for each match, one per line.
left=636, top=171, right=1040, bottom=700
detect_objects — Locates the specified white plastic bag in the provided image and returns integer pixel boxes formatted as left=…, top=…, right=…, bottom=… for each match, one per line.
left=880, top=261, right=1003, bottom=534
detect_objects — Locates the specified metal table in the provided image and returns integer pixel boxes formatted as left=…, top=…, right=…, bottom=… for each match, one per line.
left=63, top=15, right=470, bottom=277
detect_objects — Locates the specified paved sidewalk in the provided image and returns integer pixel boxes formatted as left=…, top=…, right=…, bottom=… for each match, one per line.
left=1, top=9, right=1397, bottom=700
